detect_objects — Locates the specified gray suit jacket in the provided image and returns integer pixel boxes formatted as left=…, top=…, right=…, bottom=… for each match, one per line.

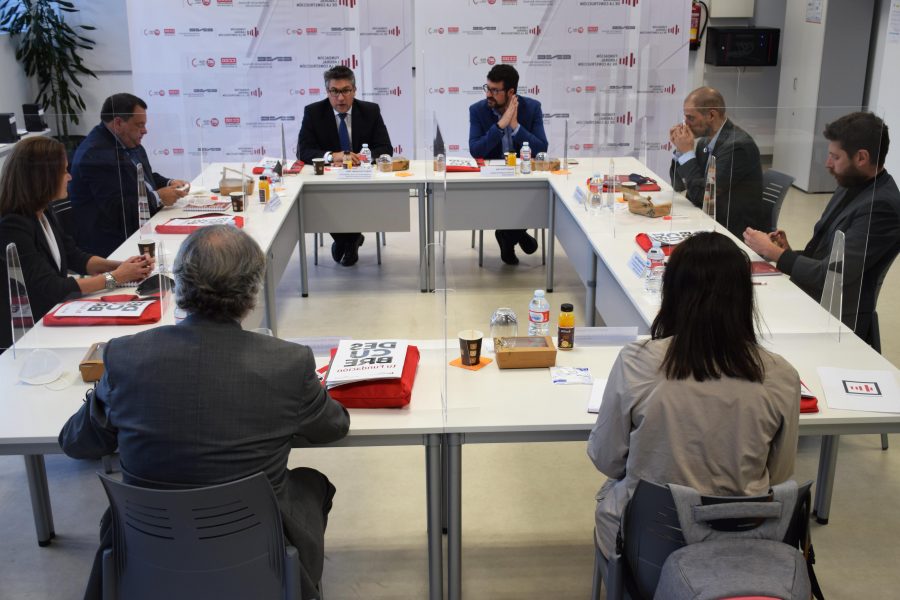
left=59, top=314, right=350, bottom=594
left=670, top=119, right=766, bottom=236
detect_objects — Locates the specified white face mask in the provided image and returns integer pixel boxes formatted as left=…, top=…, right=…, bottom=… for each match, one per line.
left=18, top=348, right=64, bottom=385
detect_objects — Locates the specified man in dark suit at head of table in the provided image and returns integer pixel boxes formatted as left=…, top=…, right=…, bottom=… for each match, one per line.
left=296, top=65, right=394, bottom=267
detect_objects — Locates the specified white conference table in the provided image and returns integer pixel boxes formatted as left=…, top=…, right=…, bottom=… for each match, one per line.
left=0, top=340, right=449, bottom=600
left=294, top=162, right=430, bottom=295
left=438, top=332, right=900, bottom=600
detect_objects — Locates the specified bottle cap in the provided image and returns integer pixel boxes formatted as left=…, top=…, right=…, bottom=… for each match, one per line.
left=534, top=289, right=545, bottom=297
left=560, top=303, right=573, bottom=312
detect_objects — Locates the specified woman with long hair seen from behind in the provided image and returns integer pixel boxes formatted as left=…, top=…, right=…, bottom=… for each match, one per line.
left=588, top=231, right=800, bottom=558
left=0, top=137, right=152, bottom=352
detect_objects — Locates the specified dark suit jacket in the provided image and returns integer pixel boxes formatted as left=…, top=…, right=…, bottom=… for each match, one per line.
left=468, top=95, right=549, bottom=159
left=68, top=123, right=170, bottom=258
left=670, top=119, right=765, bottom=236
left=777, top=170, right=900, bottom=345
left=59, top=315, right=351, bottom=593
left=0, top=211, right=92, bottom=350
left=296, top=98, right=393, bottom=163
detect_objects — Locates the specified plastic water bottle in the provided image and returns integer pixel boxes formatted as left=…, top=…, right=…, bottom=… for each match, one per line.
left=520, top=142, right=532, bottom=174
left=643, top=241, right=666, bottom=295
left=528, top=289, right=551, bottom=336
left=359, top=143, right=372, bottom=166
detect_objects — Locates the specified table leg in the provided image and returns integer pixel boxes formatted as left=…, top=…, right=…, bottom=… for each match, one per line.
left=813, top=434, right=840, bottom=524
left=296, top=190, right=309, bottom=297
left=419, top=183, right=429, bottom=293
left=447, top=433, right=463, bottom=600
left=264, top=249, right=278, bottom=336
left=586, top=253, right=597, bottom=326
left=442, top=439, right=449, bottom=533
left=24, top=455, right=55, bottom=546
left=425, top=435, right=444, bottom=600
left=546, top=189, right=556, bottom=293
left=427, top=184, right=436, bottom=293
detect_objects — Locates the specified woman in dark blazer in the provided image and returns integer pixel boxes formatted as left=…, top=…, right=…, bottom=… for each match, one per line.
left=0, top=137, right=153, bottom=351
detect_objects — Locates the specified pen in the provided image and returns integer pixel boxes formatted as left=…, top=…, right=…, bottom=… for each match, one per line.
left=753, top=282, right=767, bottom=286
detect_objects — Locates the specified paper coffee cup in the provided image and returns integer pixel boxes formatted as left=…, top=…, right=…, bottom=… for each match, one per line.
left=137, top=239, right=156, bottom=258
left=458, top=329, right=484, bottom=366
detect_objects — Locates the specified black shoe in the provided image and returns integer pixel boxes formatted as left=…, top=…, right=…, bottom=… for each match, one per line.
left=341, top=234, right=364, bottom=267
left=519, top=232, right=539, bottom=255
left=495, top=231, right=519, bottom=265
left=330, top=241, right=343, bottom=263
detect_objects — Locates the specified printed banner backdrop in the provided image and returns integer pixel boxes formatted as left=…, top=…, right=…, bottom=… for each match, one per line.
left=126, top=0, right=413, bottom=178
left=415, top=0, right=690, bottom=177
left=126, top=0, right=687, bottom=178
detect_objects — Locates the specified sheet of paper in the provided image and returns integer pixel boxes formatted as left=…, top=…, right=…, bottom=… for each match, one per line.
left=587, top=378, right=608, bottom=413
left=53, top=300, right=155, bottom=319
left=890, top=1, right=900, bottom=43
left=817, top=367, right=900, bottom=413
left=166, top=215, right=235, bottom=228
left=480, top=166, right=517, bottom=177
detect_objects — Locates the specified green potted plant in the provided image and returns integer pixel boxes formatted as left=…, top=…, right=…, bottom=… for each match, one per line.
left=0, top=0, right=96, bottom=149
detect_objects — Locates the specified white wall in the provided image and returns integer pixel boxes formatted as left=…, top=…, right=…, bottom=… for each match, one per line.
left=866, top=0, right=900, bottom=177
left=0, top=35, right=36, bottom=126
left=689, top=0, right=786, bottom=154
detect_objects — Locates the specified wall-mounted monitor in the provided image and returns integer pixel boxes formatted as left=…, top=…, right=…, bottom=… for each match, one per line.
left=705, top=27, right=780, bottom=67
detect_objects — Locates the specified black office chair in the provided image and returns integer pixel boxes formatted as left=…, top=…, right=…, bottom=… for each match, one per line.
left=592, top=479, right=813, bottom=600
left=98, top=472, right=303, bottom=600
left=762, top=168, right=795, bottom=230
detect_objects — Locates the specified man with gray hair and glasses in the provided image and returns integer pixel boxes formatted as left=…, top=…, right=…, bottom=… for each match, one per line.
left=296, top=65, right=393, bottom=266
left=60, top=225, right=350, bottom=600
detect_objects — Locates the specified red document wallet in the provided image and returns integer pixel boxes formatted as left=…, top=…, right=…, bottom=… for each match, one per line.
left=323, top=345, right=420, bottom=409
left=155, top=213, right=244, bottom=234
left=635, top=233, right=676, bottom=256
left=43, top=295, right=162, bottom=327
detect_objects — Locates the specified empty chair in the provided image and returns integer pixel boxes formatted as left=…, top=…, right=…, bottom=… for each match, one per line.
left=762, top=168, right=795, bottom=230
left=98, top=472, right=303, bottom=600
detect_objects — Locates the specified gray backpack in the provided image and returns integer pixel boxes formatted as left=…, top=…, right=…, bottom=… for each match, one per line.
left=653, top=480, right=813, bottom=600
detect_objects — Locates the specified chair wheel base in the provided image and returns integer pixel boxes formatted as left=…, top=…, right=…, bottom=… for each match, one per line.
left=816, top=516, right=829, bottom=525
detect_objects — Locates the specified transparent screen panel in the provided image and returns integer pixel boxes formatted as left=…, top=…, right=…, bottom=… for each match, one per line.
left=5, top=243, right=34, bottom=357
left=821, top=230, right=846, bottom=337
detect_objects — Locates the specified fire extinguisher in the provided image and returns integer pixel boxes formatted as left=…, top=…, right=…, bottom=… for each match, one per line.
left=690, top=1, right=708, bottom=51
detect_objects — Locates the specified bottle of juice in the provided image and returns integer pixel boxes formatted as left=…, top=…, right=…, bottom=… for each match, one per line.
left=258, top=175, right=270, bottom=203
left=557, top=303, right=574, bottom=350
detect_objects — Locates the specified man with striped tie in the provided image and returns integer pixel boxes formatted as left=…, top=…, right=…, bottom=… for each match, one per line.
left=297, top=65, right=394, bottom=266
left=69, top=93, right=190, bottom=258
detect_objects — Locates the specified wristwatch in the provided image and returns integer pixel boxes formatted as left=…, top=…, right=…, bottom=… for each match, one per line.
left=103, top=272, right=117, bottom=290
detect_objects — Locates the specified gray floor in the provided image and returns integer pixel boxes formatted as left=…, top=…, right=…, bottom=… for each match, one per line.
left=2, top=184, right=899, bottom=599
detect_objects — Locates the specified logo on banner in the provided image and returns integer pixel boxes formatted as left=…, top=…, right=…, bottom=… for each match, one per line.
left=289, top=88, right=307, bottom=95
left=501, top=55, right=517, bottom=64
left=362, top=86, right=403, bottom=98
left=578, top=112, right=634, bottom=126
left=363, top=25, right=400, bottom=36
left=641, top=141, right=674, bottom=152
left=577, top=53, right=636, bottom=68
left=255, top=56, right=293, bottom=69
left=524, top=85, right=540, bottom=95
left=149, top=89, right=166, bottom=96
left=143, top=28, right=161, bottom=36
left=184, top=0, right=212, bottom=6
left=309, top=87, right=322, bottom=95
left=426, top=27, right=445, bottom=34
left=641, top=84, right=677, bottom=95
left=194, top=117, right=220, bottom=127
left=643, top=24, right=681, bottom=35
left=219, top=26, right=258, bottom=37
left=338, top=0, right=356, bottom=6
left=186, top=88, right=218, bottom=98
left=224, top=117, right=241, bottom=127
left=394, top=144, right=403, bottom=154
left=449, top=144, right=460, bottom=151
left=190, top=57, right=216, bottom=68
left=221, top=87, right=263, bottom=98
left=579, top=0, right=636, bottom=5
left=469, top=26, right=497, bottom=34
left=471, top=55, right=496, bottom=66
left=528, top=54, right=572, bottom=67
left=164, top=28, right=176, bottom=35
left=617, top=112, right=634, bottom=125
left=542, top=113, right=571, bottom=123
left=153, top=148, right=171, bottom=156
left=341, top=54, right=359, bottom=68
left=501, top=25, right=540, bottom=36
left=297, top=0, right=355, bottom=7
left=605, top=24, right=637, bottom=34
left=221, top=57, right=237, bottom=66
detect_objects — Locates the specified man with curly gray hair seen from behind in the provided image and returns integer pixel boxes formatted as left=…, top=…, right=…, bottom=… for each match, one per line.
left=60, top=225, right=350, bottom=600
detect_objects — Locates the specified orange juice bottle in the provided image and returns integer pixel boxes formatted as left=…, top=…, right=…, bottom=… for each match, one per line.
left=557, top=303, right=574, bottom=350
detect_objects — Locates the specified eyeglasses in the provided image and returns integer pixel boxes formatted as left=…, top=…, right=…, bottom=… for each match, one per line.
left=482, top=84, right=506, bottom=95
left=328, top=87, right=355, bottom=97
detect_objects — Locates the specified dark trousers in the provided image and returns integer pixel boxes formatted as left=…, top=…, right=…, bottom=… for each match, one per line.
left=331, top=233, right=361, bottom=248
left=495, top=229, right=527, bottom=248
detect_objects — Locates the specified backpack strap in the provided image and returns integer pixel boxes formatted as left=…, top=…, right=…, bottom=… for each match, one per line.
left=669, top=480, right=799, bottom=545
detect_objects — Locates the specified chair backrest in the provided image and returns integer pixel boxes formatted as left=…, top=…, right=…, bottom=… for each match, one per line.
left=98, top=471, right=292, bottom=600
left=5, top=242, right=35, bottom=356
left=622, top=479, right=812, bottom=600
left=761, top=169, right=794, bottom=230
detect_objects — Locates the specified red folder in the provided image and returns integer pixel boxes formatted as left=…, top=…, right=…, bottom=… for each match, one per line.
left=155, top=213, right=244, bottom=234
left=635, top=233, right=676, bottom=256
left=447, top=158, right=484, bottom=172
left=43, top=295, right=162, bottom=327
left=323, top=345, right=420, bottom=409
left=751, top=261, right=782, bottom=276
